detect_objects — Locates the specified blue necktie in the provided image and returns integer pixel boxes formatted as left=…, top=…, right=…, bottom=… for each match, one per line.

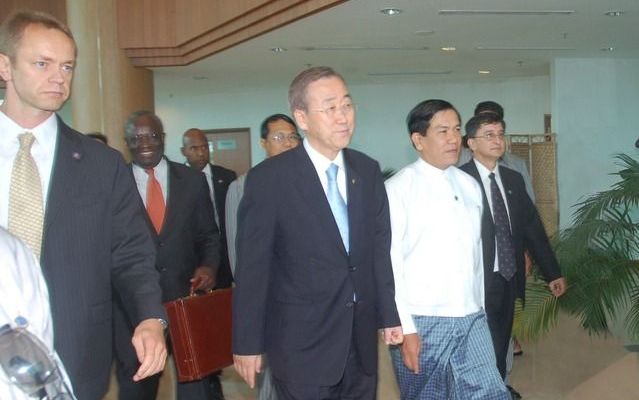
left=489, top=172, right=516, bottom=280
left=326, top=164, right=349, bottom=253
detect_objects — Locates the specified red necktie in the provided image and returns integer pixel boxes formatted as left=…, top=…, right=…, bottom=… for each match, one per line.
left=145, top=168, right=165, bottom=233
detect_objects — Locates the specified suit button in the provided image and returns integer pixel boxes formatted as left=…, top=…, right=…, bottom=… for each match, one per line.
left=346, top=302, right=354, bottom=308
left=349, top=265, right=357, bottom=271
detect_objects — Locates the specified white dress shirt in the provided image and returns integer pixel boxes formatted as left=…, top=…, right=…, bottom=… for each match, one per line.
left=0, top=111, right=58, bottom=228
left=0, top=227, right=75, bottom=399
left=385, top=158, right=485, bottom=334
left=131, top=158, right=169, bottom=206
left=303, top=139, right=348, bottom=203
left=474, top=159, right=513, bottom=272
left=225, top=174, right=247, bottom=277
left=202, top=164, right=220, bottom=227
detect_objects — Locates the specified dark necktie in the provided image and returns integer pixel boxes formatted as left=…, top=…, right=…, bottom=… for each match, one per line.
left=489, top=172, right=516, bottom=280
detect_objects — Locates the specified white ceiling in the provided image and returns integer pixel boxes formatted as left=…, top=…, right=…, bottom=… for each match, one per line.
left=154, top=0, right=639, bottom=90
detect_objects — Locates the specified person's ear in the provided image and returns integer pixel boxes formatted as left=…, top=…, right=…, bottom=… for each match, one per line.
left=293, top=109, right=309, bottom=132
left=0, top=54, right=12, bottom=82
left=410, top=132, right=424, bottom=150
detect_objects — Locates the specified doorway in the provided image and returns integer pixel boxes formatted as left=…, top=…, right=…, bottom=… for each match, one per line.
left=204, top=128, right=252, bottom=176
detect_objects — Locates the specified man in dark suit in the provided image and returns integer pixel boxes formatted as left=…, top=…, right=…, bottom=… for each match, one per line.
left=114, top=111, right=220, bottom=399
left=459, top=113, right=566, bottom=381
left=232, top=66, right=403, bottom=400
left=0, top=11, right=166, bottom=399
left=182, top=128, right=237, bottom=289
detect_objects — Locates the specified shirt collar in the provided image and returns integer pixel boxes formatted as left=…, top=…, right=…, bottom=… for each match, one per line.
left=473, top=158, right=501, bottom=181
left=415, top=157, right=455, bottom=180
left=0, top=110, right=57, bottom=150
left=303, top=138, right=345, bottom=173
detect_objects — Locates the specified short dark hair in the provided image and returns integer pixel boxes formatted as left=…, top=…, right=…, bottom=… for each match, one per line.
left=124, top=110, right=164, bottom=138
left=87, top=132, right=108, bottom=144
left=288, top=66, right=345, bottom=113
left=406, top=99, right=461, bottom=138
left=465, top=113, right=506, bottom=138
left=0, top=10, right=76, bottom=60
left=474, top=101, right=504, bottom=119
left=260, top=114, right=298, bottom=139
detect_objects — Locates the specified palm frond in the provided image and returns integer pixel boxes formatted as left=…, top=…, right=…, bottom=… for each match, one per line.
left=519, top=153, right=639, bottom=340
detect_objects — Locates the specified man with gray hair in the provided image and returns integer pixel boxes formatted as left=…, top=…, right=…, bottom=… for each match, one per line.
left=232, top=67, right=402, bottom=399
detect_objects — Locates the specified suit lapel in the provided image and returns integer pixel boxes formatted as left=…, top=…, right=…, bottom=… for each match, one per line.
left=127, top=164, right=159, bottom=241
left=160, top=160, right=183, bottom=238
left=291, top=147, right=348, bottom=255
left=44, top=119, right=83, bottom=231
left=344, top=150, right=361, bottom=254
left=499, top=166, right=517, bottom=234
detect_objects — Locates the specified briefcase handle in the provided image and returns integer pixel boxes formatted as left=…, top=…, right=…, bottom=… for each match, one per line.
left=189, top=277, right=213, bottom=297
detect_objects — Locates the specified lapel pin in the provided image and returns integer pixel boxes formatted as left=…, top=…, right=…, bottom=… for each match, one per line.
left=351, top=178, right=356, bottom=184
left=72, top=152, right=81, bottom=160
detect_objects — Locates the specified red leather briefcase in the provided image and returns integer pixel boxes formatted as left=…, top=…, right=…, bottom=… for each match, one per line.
left=164, top=288, right=233, bottom=382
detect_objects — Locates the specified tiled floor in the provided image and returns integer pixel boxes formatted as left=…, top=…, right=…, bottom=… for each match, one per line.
left=104, top=313, right=639, bottom=399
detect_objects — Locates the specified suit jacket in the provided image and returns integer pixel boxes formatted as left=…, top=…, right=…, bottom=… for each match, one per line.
left=41, top=118, right=164, bottom=400
left=460, top=160, right=562, bottom=300
left=140, top=160, right=220, bottom=302
left=208, top=163, right=236, bottom=288
left=233, top=145, right=400, bottom=385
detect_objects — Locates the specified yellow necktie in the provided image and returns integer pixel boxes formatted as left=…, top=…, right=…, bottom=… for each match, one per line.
left=8, top=132, right=44, bottom=257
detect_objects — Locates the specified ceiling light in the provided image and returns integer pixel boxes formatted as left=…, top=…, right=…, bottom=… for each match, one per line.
left=380, top=8, right=402, bottom=16
left=605, top=10, right=624, bottom=17
left=192, top=76, right=209, bottom=80
left=441, top=47, right=456, bottom=52
left=301, top=46, right=428, bottom=51
left=476, top=46, right=575, bottom=51
left=415, top=30, right=435, bottom=36
left=478, top=70, right=491, bottom=74
left=601, top=47, right=615, bottom=52
left=368, top=70, right=452, bottom=76
left=270, top=47, right=287, bottom=53
left=440, top=9, right=574, bottom=16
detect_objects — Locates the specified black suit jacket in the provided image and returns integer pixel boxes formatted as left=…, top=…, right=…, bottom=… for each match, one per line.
left=232, top=145, right=400, bottom=385
left=41, top=118, right=164, bottom=399
left=139, top=160, right=220, bottom=301
left=460, top=160, right=562, bottom=300
left=208, top=163, right=236, bottom=288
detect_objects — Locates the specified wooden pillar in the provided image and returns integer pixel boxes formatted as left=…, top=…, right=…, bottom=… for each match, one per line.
left=66, top=0, right=154, bottom=155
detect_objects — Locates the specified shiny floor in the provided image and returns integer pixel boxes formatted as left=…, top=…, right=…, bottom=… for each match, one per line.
left=104, top=313, right=639, bottom=399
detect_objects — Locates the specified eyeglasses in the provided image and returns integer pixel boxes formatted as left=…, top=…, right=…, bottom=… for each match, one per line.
left=127, top=132, right=163, bottom=146
left=310, top=102, right=356, bottom=119
left=473, top=132, right=505, bottom=141
left=269, top=133, right=301, bottom=143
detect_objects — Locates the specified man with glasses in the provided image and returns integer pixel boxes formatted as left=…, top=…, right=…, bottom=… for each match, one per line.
left=114, top=110, right=220, bottom=400
left=459, top=113, right=566, bottom=394
left=232, top=67, right=402, bottom=399
left=224, top=113, right=299, bottom=400
left=225, top=113, right=300, bottom=279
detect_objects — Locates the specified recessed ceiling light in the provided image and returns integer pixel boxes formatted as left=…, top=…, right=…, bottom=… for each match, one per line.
left=441, top=47, right=456, bottom=52
left=271, top=47, right=287, bottom=53
left=440, top=9, right=574, bottom=16
left=415, top=30, right=435, bottom=36
left=380, top=8, right=402, bottom=16
left=605, top=10, right=624, bottom=17
left=478, top=70, right=491, bottom=74
left=601, top=47, right=615, bottom=52
left=192, top=76, right=209, bottom=80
